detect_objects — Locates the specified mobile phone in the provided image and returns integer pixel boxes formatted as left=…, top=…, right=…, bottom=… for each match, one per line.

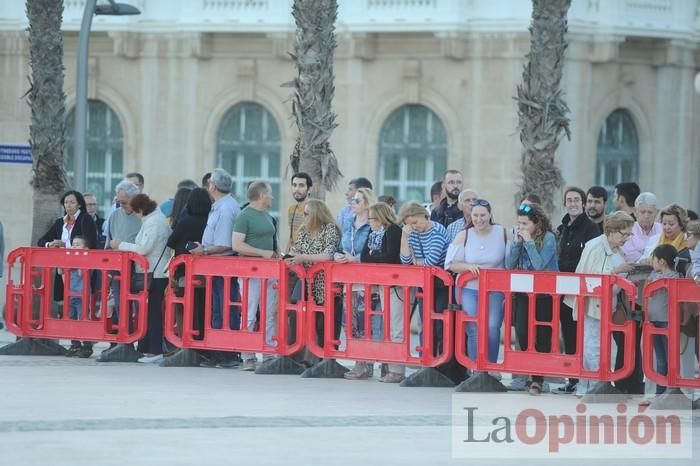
left=185, top=241, right=198, bottom=251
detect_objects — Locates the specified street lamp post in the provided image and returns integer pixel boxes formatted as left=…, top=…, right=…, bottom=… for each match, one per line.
left=73, top=0, right=140, bottom=192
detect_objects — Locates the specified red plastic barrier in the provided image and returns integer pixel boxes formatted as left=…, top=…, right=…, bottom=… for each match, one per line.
left=4, top=247, right=148, bottom=343
left=642, top=278, right=700, bottom=389
left=304, top=262, right=454, bottom=367
left=454, top=269, right=636, bottom=381
left=163, top=255, right=305, bottom=355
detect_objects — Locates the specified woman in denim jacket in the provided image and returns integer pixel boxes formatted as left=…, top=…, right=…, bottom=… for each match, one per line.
left=506, top=203, right=558, bottom=395
left=335, top=187, right=376, bottom=379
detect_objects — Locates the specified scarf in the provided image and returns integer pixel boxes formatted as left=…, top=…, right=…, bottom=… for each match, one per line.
left=367, top=226, right=385, bottom=252
left=658, top=231, right=687, bottom=253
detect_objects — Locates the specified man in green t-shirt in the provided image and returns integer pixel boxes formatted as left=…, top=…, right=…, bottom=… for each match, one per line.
left=232, top=180, right=279, bottom=371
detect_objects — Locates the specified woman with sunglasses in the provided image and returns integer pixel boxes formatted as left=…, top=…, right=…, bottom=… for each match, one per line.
left=445, top=199, right=507, bottom=374
left=335, top=187, right=377, bottom=379
left=506, top=203, right=558, bottom=395
left=357, top=202, right=405, bottom=382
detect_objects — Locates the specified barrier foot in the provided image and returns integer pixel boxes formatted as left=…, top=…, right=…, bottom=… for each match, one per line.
left=581, top=382, right=625, bottom=403
left=254, top=355, right=306, bottom=375
left=649, top=388, right=695, bottom=410
left=300, top=358, right=349, bottom=378
left=96, top=343, right=142, bottom=363
left=159, top=348, right=201, bottom=367
left=454, top=372, right=507, bottom=393
left=399, top=368, right=455, bottom=388
left=0, top=338, right=67, bottom=356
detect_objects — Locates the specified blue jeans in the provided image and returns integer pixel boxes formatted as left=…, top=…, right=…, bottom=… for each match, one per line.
left=110, top=273, right=121, bottom=325
left=652, top=321, right=668, bottom=394
left=69, top=296, right=83, bottom=320
left=348, top=291, right=381, bottom=340
left=211, top=276, right=241, bottom=330
left=462, top=288, right=505, bottom=363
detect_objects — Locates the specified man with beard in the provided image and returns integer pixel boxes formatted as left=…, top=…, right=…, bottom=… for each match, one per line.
left=585, top=185, right=608, bottom=234
left=430, top=169, right=463, bottom=228
left=553, top=187, right=600, bottom=394
left=286, top=172, right=312, bottom=254
left=613, top=182, right=640, bottom=220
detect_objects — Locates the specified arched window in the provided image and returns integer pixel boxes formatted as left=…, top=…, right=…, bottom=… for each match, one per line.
left=65, top=99, right=124, bottom=215
left=217, top=102, right=281, bottom=218
left=596, top=109, right=639, bottom=194
left=378, top=104, right=447, bottom=204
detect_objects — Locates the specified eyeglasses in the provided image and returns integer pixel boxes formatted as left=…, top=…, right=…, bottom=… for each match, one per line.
left=470, top=199, right=490, bottom=207
left=518, top=204, right=532, bottom=214
left=351, top=197, right=362, bottom=204
left=618, top=230, right=632, bottom=239
left=368, top=217, right=377, bottom=220
left=85, top=203, right=97, bottom=206
left=303, top=212, right=309, bottom=216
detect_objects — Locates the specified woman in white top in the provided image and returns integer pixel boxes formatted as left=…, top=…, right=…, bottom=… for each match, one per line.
left=570, top=211, right=634, bottom=395
left=111, top=193, right=171, bottom=363
left=445, top=199, right=507, bottom=365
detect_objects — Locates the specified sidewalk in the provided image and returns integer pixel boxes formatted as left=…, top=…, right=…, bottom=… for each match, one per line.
left=0, top=327, right=698, bottom=466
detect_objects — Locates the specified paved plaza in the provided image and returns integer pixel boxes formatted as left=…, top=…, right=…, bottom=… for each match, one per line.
left=1, top=329, right=699, bottom=466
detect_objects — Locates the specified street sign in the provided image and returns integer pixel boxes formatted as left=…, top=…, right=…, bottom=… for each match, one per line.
left=0, top=145, right=32, bottom=164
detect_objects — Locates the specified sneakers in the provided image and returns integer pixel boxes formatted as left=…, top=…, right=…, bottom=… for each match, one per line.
left=378, top=372, right=405, bottom=383
left=241, top=358, right=257, bottom=371
left=137, top=354, right=164, bottom=364
left=77, top=346, right=93, bottom=359
left=552, top=381, right=577, bottom=395
left=343, top=362, right=373, bottom=380
left=217, top=357, right=242, bottom=369
left=65, top=346, right=81, bottom=357
left=508, top=376, right=529, bottom=391
left=528, top=381, right=542, bottom=396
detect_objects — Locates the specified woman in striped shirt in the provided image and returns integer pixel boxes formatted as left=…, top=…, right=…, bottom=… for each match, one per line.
left=398, top=202, right=464, bottom=382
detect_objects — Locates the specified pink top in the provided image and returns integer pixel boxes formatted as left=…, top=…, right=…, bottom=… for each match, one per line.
left=621, top=221, right=662, bottom=264
left=445, top=224, right=507, bottom=289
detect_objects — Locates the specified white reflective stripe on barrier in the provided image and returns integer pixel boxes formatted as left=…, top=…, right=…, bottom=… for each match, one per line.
left=510, top=273, right=534, bottom=293
left=556, top=276, right=580, bottom=295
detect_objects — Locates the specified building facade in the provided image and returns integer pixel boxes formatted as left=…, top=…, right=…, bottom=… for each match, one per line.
left=0, top=0, right=699, bottom=262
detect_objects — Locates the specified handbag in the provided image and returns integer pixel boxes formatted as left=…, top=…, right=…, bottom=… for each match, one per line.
left=613, top=290, right=631, bottom=325
left=680, top=302, right=698, bottom=337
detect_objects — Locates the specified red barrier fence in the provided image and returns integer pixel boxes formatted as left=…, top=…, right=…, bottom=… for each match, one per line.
left=304, top=262, right=454, bottom=367
left=4, top=247, right=148, bottom=343
left=454, top=269, right=637, bottom=381
left=163, top=255, right=305, bottom=355
left=642, top=278, right=700, bottom=389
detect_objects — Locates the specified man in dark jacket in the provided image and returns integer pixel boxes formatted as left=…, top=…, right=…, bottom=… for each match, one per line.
left=430, top=169, right=463, bottom=228
left=554, top=187, right=600, bottom=394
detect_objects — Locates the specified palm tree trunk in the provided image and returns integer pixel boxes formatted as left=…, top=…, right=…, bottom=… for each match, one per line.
left=26, top=0, right=67, bottom=245
left=286, top=0, right=342, bottom=200
left=516, top=0, right=571, bottom=214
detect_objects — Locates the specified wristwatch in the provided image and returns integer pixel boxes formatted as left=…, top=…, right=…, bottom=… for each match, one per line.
left=203, top=245, right=208, bottom=256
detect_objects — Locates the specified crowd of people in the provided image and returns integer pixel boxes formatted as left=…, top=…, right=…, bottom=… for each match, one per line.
left=29, top=167, right=700, bottom=399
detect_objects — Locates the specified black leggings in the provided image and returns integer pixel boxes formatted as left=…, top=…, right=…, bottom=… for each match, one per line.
left=514, top=293, right=553, bottom=384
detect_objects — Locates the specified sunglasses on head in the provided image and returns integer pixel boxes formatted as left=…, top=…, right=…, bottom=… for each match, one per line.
left=518, top=204, right=532, bottom=214
left=470, top=199, right=490, bottom=207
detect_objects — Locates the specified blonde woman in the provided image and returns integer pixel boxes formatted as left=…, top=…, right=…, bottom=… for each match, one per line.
left=357, top=202, right=405, bottom=383
left=285, top=199, right=342, bottom=348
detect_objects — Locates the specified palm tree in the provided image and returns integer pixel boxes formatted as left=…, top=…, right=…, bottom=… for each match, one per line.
left=516, top=0, right=571, bottom=213
left=286, top=0, right=342, bottom=200
left=26, top=0, right=67, bottom=245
